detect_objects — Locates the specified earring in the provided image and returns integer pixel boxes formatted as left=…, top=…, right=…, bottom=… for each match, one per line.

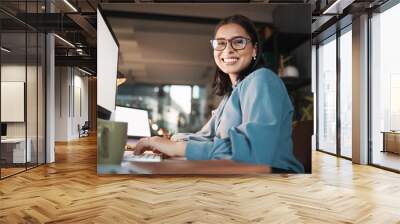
left=253, top=55, right=256, bottom=60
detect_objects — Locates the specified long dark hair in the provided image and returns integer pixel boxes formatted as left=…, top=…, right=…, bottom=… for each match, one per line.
left=212, top=15, right=265, bottom=96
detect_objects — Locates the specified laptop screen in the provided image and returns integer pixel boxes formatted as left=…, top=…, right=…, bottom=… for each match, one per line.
left=1, top=123, right=7, bottom=137
left=114, top=106, right=151, bottom=138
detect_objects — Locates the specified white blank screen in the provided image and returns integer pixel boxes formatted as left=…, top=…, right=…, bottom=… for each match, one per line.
left=97, top=9, right=118, bottom=113
left=115, top=106, right=151, bottom=137
left=1, top=82, right=24, bottom=122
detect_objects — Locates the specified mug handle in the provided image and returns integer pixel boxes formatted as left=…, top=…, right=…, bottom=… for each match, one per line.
left=98, top=126, right=109, bottom=159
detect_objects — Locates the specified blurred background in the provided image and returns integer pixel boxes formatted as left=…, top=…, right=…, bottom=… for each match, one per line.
left=101, top=3, right=311, bottom=136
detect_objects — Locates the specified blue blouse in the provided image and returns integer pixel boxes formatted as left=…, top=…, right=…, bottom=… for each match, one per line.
left=176, top=68, right=304, bottom=173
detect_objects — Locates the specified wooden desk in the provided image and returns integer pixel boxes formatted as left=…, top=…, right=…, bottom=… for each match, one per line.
left=98, top=159, right=271, bottom=175
left=381, top=131, right=400, bottom=154
left=98, top=139, right=271, bottom=175
left=1, top=138, right=31, bottom=163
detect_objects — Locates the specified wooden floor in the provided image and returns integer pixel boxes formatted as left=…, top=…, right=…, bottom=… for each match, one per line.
left=1, top=135, right=400, bottom=224
left=1, top=163, right=45, bottom=178
left=1, top=167, right=26, bottom=178
left=372, top=150, right=400, bottom=171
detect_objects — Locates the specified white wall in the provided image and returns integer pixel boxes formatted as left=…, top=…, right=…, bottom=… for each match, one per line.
left=1, top=65, right=34, bottom=138
left=54, top=67, right=89, bottom=141
left=72, top=72, right=89, bottom=138
left=55, top=67, right=69, bottom=141
left=1, top=63, right=46, bottom=163
left=1, top=65, right=26, bottom=132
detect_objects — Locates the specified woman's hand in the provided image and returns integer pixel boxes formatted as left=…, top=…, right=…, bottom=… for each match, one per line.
left=132, top=136, right=187, bottom=157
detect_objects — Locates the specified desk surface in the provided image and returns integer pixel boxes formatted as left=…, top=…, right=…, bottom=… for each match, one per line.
left=381, top=131, right=400, bottom=134
left=99, top=140, right=272, bottom=175
left=1, top=138, right=27, bottom=143
left=98, top=159, right=271, bottom=175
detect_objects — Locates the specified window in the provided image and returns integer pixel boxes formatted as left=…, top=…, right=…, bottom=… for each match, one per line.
left=316, top=24, right=353, bottom=159
left=370, top=2, right=400, bottom=171
left=116, top=84, right=208, bottom=135
left=339, top=28, right=352, bottom=158
left=317, top=36, right=337, bottom=154
left=0, top=1, right=47, bottom=179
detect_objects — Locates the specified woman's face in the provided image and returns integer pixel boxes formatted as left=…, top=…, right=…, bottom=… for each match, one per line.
left=213, top=23, right=256, bottom=77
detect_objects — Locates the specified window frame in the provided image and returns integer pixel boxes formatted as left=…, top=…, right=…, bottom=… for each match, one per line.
left=315, top=23, right=353, bottom=161
left=367, top=0, right=400, bottom=173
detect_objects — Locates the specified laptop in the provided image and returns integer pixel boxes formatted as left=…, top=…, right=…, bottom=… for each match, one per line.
left=114, top=106, right=161, bottom=162
left=1, top=123, right=7, bottom=140
left=115, top=106, right=151, bottom=138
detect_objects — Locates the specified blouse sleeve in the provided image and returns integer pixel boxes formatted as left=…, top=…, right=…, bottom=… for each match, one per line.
left=185, top=69, right=298, bottom=170
left=170, top=113, right=216, bottom=142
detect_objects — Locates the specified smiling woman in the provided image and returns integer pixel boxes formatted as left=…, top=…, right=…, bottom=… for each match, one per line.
left=131, top=14, right=304, bottom=173
left=211, top=15, right=264, bottom=94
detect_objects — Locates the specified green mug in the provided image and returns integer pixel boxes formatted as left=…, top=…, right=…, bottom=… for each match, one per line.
left=97, top=119, right=128, bottom=165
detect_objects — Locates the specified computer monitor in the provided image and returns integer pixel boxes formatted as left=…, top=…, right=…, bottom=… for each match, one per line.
left=114, top=106, right=151, bottom=138
left=97, top=7, right=119, bottom=119
left=97, top=105, right=112, bottom=120
left=1, top=123, right=7, bottom=137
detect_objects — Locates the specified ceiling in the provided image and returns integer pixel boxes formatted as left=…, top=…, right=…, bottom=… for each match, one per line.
left=102, top=3, right=276, bottom=23
left=109, top=18, right=216, bottom=85
left=2, top=0, right=386, bottom=80
left=0, top=0, right=99, bottom=70
left=1, top=32, right=44, bottom=61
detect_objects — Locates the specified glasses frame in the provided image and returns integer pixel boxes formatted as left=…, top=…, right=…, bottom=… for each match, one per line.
left=210, top=36, right=252, bottom=51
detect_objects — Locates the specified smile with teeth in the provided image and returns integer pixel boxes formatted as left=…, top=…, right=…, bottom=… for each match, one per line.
left=222, top=57, right=239, bottom=64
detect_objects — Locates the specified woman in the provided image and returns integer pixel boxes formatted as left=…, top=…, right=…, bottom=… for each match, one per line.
left=131, top=15, right=304, bottom=173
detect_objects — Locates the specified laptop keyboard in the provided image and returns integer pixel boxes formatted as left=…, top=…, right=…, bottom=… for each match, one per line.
left=123, top=153, right=162, bottom=162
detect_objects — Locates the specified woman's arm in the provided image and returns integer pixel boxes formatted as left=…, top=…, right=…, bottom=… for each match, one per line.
left=185, top=71, right=283, bottom=161
left=184, top=69, right=304, bottom=173
left=133, top=136, right=187, bottom=157
left=131, top=98, right=225, bottom=157
left=170, top=115, right=215, bottom=142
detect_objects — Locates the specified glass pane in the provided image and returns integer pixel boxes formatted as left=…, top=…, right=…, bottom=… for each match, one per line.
left=168, top=85, right=192, bottom=133
left=312, top=45, right=317, bottom=151
left=38, top=33, right=45, bottom=164
left=1, top=30, right=27, bottom=177
left=27, top=31, right=38, bottom=169
left=317, top=37, right=337, bottom=154
left=371, top=4, right=400, bottom=171
left=340, top=29, right=352, bottom=158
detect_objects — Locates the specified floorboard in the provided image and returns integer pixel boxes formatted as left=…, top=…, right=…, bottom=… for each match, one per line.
left=1, top=135, right=400, bottom=223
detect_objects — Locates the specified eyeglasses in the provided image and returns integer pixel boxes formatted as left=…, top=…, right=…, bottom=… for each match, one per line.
left=210, top=37, right=252, bottom=51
